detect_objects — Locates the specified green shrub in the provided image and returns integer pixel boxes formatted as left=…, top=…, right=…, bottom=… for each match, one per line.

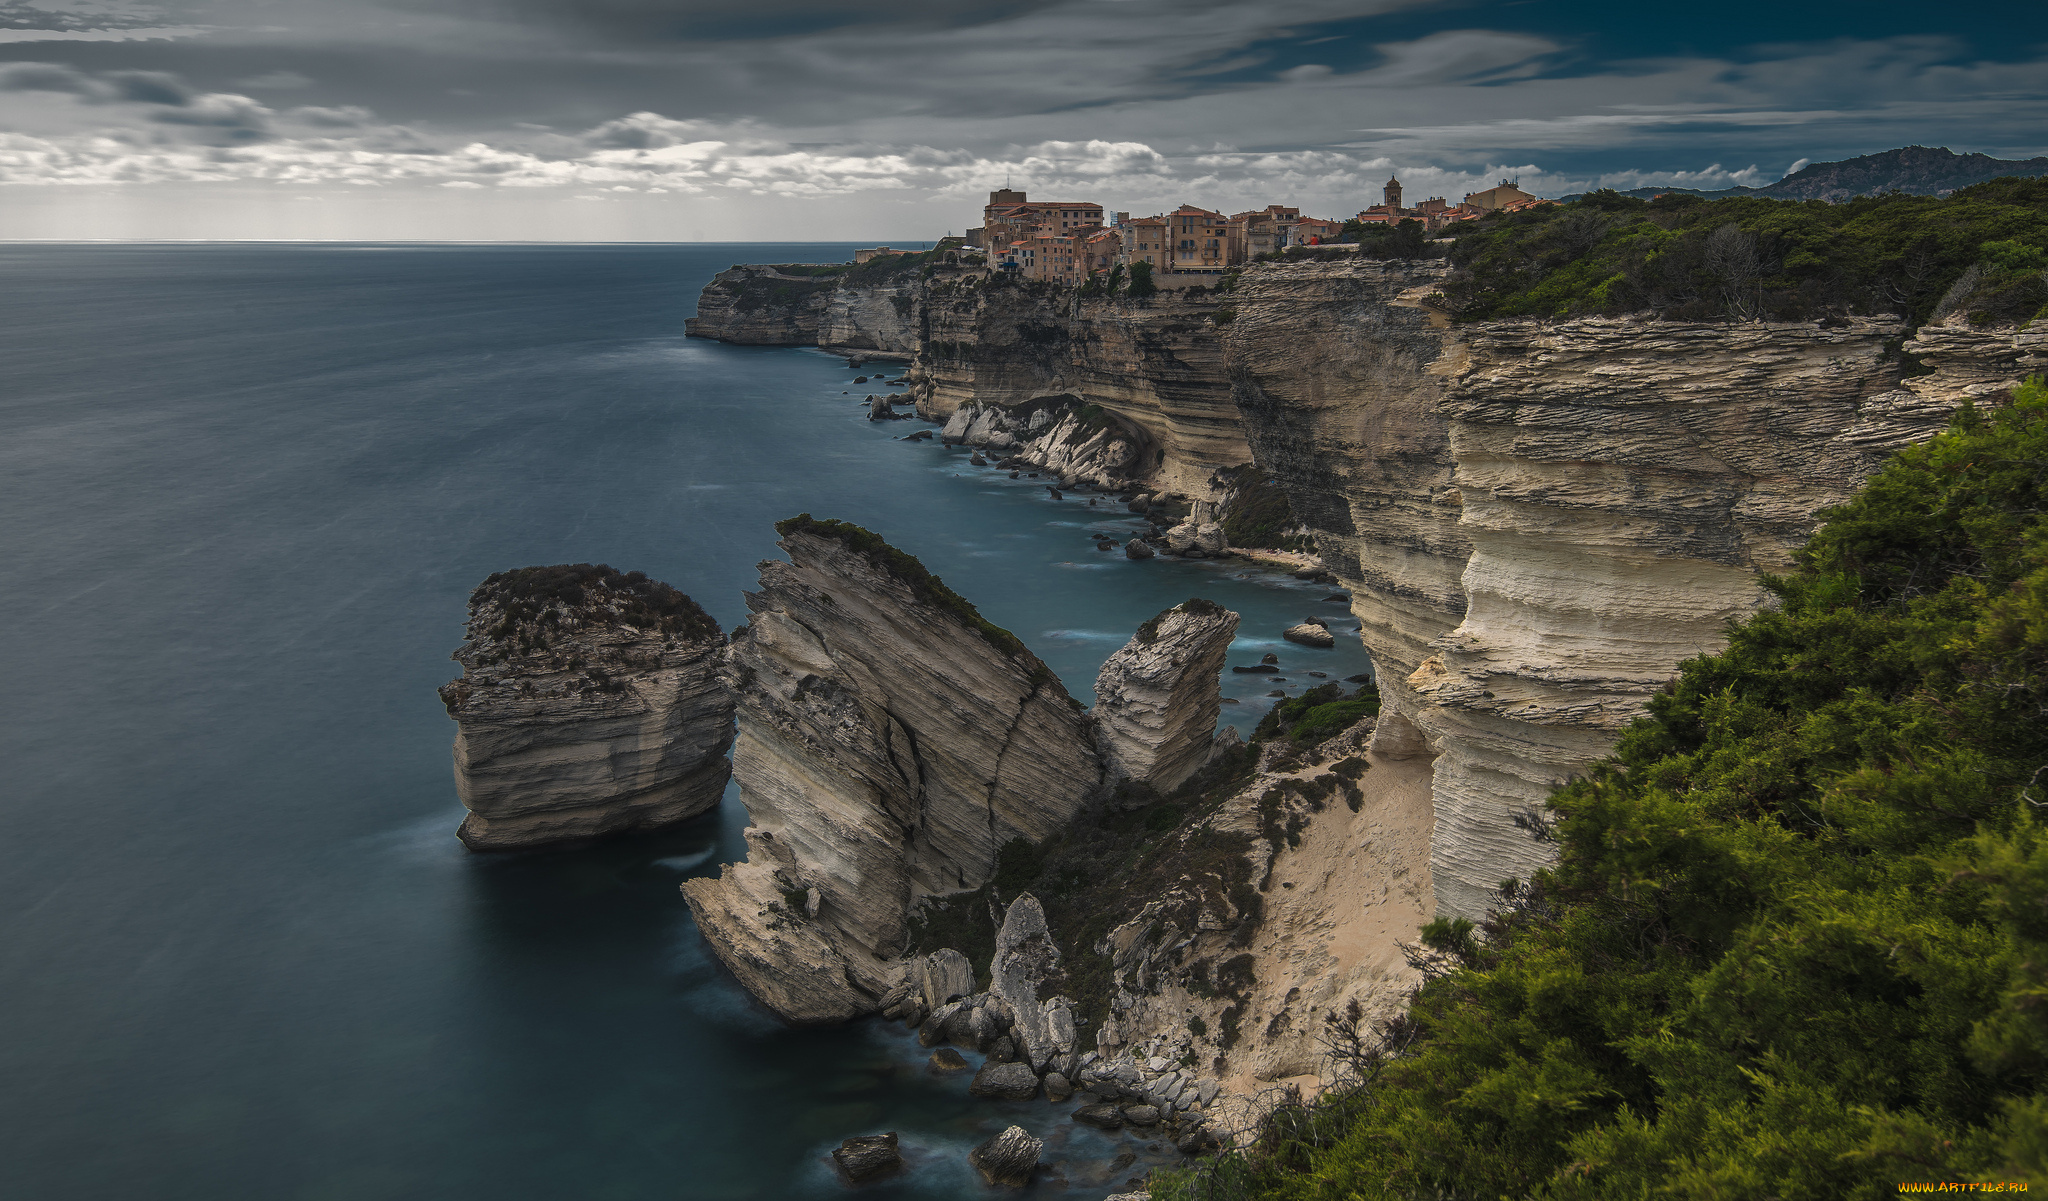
left=1127, top=260, right=1157, bottom=298
left=1287, top=699, right=1376, bottom=743
left=1442, top=179, right=2048, bottom=324
left=473, top=563, right=720, bottom=643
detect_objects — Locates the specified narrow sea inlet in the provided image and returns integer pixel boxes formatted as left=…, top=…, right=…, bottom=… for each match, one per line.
left=0, top=243, right=1369, bottom=1200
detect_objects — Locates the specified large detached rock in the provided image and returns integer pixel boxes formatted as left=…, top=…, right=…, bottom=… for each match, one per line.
left=682, top=518, right=1101, bottom=1024
left=988, top=894, right=1079, bottom=1072
left=439, top=564, right=733, bottom=850
left=832, top=1133, right=902, bottom=1182
left=969, top=1126, right=1042, bottom=1187
left=1094, top=600, right=1240, bottom=794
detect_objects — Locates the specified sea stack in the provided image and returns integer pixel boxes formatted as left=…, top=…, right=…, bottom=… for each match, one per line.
left=1093, top=598, right=1240, bottom=794
left=682, top=516, right=1101, bottom=1024
left=439, top=564, right=734, bottom=850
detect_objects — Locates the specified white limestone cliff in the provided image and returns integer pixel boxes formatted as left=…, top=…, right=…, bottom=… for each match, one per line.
left=1228, top=259, right=2010, bottom=917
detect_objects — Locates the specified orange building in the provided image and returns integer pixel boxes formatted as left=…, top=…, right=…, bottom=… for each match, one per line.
left=1460, top=180, right=1541, bottom=212
left=1226, top=205, right=1300, bottom=260
left=1168, top=204, right=1230, bottom=269
left=1293, top=216, right=1343, bottom=244
left=1080, top=227, right=1122, bottom=277
left=1120, top=215, right=1171, bottom=269
left=970, top=189, right=1104, bottom=248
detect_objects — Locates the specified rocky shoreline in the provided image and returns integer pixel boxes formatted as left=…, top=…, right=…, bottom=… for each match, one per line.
left=437, top=502, right=1382, bottom=1193
left=429, top=253, right=2043, bottom=1195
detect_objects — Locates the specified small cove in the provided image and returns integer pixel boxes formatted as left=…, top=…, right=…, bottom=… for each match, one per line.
left=0, top=242, right=1372, bottom=1200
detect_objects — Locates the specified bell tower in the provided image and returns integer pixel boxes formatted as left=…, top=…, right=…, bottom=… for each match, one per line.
left=1383, top=175, right=1403, bottom=212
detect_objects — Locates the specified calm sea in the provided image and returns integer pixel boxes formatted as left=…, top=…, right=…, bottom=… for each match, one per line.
left=0, top=242, right=1370, bottom=1200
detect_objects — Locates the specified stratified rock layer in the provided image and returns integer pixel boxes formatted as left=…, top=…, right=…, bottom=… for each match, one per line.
left=913, top=280, right=1251, bottom=499
left=680, top=519, right=1101, bottom=1023
left=682, top=265, right=838, bottom=345
left=1094, top=600, right=1240, bottom=795
left=440, top=564, right=733, bottom=850
left=1229, top=259, right=1983, bottom=917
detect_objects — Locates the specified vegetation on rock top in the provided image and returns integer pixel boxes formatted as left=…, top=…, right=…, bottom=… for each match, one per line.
left=774, top=514, right=1036, bottom=661
left=1134, top=596, right=1229, bottom=644
left=1156, top=376, right=2048, bottom=1198
left=1441, top=176, right=2048, bottom=325
left=472, top=563, right=720, bottom=643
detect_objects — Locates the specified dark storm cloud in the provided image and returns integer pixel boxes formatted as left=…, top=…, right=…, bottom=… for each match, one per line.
left=396, top=0, right=1069, bottom=42
left=0, top=0, right=2041, bottom=209
left=0, top=61, right=198, bottom=106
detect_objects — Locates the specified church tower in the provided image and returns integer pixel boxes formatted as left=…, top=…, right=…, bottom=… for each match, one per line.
left=1383, top=175, right=1403, bottom=212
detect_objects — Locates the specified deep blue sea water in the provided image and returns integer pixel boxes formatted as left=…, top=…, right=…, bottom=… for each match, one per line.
left=0, top=242, right=1370, bottom=1200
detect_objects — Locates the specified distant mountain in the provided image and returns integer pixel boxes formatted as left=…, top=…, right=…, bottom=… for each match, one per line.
left=1558, top=146, right=2048, bottom=204
left=1757, top=146, right=2048, bottom=200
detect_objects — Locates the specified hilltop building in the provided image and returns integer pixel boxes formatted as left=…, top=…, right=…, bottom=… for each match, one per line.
left=1167, top=205, right=1231, bottom=270
left=968, top=189, right=1105, bottom=250
left=1460, top=180, right=1541, bottom=213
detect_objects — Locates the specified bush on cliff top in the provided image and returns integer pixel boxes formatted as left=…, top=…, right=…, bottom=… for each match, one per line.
left=1444, top=176, right=2048, bottom=324
left=773, top=514, right=1034, bottom=661
left=1159, top=377, right=2048, bottom=1199
left=475, top=563, right=719, bottom=641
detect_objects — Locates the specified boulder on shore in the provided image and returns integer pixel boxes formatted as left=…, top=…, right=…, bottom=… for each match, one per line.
left=1163, top=521, right=1226, bottom=556
left=832, top=1133, right=902, bottom=1182
left=970, top=1061, right=1041, bottom=1100
left=1283, top=622, right=1336, bottom=648
left=1072, top=1102, right=1125, bottom=1129
left=913, top=949, right=975, bottom=1012
left=969, top=1126, right=1042, bottom=1187
left=928, top=1047, right=970, bottom=1073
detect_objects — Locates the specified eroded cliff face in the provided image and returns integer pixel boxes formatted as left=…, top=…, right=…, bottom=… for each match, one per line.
left=683, top=265, right=838, bottom=345
left=440, top=565, right=733, bottom=850
left=913, top=278, right=1251, bottom=499
left=1229, top=258, right=1993, bottom=917
left=1086, top=720, right=1435, bottom=1107
left=685, top=263, right=926, bottom=355
left=680, top=521, right=1102, bottom=1024
left=820, top=278, right=921, bottom=356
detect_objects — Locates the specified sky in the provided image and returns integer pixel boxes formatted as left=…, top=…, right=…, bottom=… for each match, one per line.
left=0, top=0, right=2042, bottom=240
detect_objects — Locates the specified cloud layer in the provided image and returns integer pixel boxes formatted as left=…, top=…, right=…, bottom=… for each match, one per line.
left=0, top=0, right=2042, bottom=238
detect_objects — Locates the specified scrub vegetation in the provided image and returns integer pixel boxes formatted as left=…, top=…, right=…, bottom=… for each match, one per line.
left=1442, top=177, right=2048, bottom=325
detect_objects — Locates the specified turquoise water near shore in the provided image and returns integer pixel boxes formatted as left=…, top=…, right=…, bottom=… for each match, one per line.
left=0, top=243, right=1369, bottom=1200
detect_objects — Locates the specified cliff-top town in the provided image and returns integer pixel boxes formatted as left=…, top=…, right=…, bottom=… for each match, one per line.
left=885, top=177, right=1558, bottom=285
